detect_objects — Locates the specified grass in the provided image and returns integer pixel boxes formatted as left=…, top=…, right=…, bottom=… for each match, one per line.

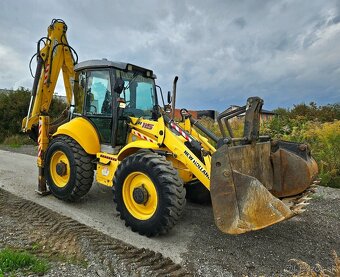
left=0, top=248, right=49, bottom=276
left=2, top=134, right=33, bottom=148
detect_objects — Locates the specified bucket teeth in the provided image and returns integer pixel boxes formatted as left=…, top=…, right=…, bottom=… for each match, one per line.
left=306, top=188, right=317, bottom=193
left=290, top=201, right=310, bottom=214
left=295, top=202, right=310, bottom=208
left=294, top=196, right=312, bottom=204
left=292, top=208, right=306, bottom=215
left=287, top=181, right=319, bottom=214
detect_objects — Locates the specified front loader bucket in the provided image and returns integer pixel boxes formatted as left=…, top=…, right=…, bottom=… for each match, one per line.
left=210, top=141, right=318, bottom=235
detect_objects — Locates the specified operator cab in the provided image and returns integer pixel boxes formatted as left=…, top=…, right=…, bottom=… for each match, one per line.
left=72, top=59, right=158, bottom=150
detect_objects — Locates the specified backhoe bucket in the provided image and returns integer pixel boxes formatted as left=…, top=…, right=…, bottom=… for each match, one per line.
left=210, top=140, right=318, bottom=235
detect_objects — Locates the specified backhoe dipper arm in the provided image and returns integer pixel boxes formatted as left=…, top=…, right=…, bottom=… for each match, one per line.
left=22, top=19, right=76, bottom=137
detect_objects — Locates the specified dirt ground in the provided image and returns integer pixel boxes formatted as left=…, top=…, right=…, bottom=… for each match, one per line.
left=0, top=188, right=189, bottom=277
left=0, top=145, right=339, bottom=276
left=182, top=186, right=340, bottom=276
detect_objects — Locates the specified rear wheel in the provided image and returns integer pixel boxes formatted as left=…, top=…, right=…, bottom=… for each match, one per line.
left=45, top=135, right=94, bottom=201
left=113, top=150, right=186, bottom=236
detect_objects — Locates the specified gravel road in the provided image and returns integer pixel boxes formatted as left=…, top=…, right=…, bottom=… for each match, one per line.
left=0, top=146, right=339, bottom=276
left=0, top=188, right=189, bottom=276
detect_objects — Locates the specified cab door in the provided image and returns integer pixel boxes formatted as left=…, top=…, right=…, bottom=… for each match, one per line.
left=84, top=69, right=113, bottom=144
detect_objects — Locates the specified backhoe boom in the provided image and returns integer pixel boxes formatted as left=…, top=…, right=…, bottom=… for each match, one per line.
left=22, top=19, right=76, bottom=135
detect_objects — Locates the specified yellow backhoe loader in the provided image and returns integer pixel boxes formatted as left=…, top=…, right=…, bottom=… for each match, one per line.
left=22, top=19, right=319, bottom=237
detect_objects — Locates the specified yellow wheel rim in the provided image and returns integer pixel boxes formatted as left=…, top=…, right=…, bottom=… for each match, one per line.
left=50, top=150, right=70, bottom=188
left=122, top=172, right=158, bottom=220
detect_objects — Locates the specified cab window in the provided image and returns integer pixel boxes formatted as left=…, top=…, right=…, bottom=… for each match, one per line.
left=118, top=71, right=156, bottom=119
left=85, top=70, right=112, bottom=115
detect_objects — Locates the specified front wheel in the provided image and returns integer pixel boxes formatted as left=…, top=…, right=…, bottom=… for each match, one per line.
left=45, top=135, right=94, bottom=201
left=113, top=150, right=186, bottom=236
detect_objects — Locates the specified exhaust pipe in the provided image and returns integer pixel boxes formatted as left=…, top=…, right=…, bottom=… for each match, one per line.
left=171, top=76, right=178, bottom=120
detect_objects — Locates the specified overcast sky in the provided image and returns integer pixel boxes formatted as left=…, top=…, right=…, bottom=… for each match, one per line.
left=0, top=0, right=339, bottom=111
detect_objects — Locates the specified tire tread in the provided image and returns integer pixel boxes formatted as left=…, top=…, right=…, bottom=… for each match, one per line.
left=46, top=135, right=94, bottom=201
left=113, top=150, right=186, bottom=236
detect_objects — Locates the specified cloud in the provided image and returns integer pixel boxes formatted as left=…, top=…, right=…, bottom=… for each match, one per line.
left=0, top=0, right=339, bottom=111
left=0, top=44, right=28, bottom=89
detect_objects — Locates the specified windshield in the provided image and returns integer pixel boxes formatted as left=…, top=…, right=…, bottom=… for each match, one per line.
left=118, top=70, right=156, bottom=118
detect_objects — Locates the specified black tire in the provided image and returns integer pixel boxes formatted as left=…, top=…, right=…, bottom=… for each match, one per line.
left=113, top=150, right=186, bottom=237
left=185, top=180, right=211, bottom=205
left=45, top=135, right=94, bottom=201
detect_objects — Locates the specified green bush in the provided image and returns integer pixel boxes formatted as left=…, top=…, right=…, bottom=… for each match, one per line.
left=262, top=111, right=340, bottom=188
left=276, top=102, right=340, bottom=122
left=0, top=88, right=31, bottom=142
left=2, top=134, right=33, bottom=147
left=302, top=121, right=340, bottom=188
left=0, top=87, right=67, bottom=143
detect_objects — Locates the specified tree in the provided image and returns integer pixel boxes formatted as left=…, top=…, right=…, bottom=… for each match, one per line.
left=0, top=87, right=67, bottom=143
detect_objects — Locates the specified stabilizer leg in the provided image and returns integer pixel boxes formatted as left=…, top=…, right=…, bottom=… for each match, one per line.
left=36, top=116, right=51, bottom=196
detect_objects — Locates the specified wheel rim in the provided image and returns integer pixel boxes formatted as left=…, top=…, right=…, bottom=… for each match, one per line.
left=122, top=172, right=158, bottom=220
left=50, top=150, right=70, bottom=188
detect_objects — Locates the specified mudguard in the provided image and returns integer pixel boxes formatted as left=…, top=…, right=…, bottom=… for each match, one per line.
left=53, top=117, right=100, bottom=155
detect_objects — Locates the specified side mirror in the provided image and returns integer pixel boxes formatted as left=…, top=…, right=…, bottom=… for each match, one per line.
left=114, top=77, right=125, bottom=94
left=167, top=91, right=172, bottom=104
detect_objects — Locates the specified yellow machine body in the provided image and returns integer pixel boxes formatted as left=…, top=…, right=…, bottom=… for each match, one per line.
left=22, top=19, right=319, bottom=236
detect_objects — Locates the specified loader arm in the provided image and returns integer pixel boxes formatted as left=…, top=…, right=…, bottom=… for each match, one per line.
left=22, top=19, right=76, bottom=137
left=164, top=125, right=211, bottom=189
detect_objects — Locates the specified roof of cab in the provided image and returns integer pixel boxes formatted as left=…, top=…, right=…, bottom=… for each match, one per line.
left=74, top=59, right=127, bottom=71
left=74, top=59, right=154, bottom=77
